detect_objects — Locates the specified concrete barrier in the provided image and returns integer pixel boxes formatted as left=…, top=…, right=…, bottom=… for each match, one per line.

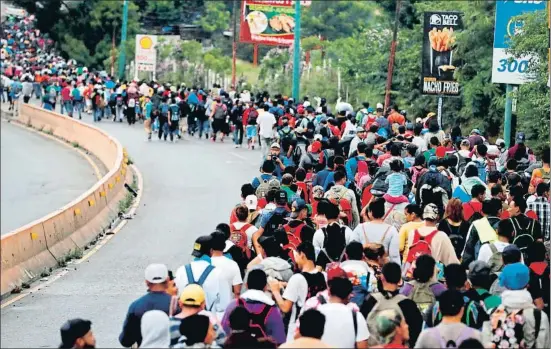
left=1, top=104, right=130, bottom=296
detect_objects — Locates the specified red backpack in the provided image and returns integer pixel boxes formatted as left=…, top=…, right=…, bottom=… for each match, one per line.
left=296, top=181, right=311, bottom=204
left=361, top=184, right=373, bottom=208
left=403, top=229, right=439, bottom=279
left=229, top=223, right=252, bottom=259
left=283, top=223, right=304, bottom=263
left=354, top=158, right=369, bottom=190
left=329, top=192, right=353, bottom=227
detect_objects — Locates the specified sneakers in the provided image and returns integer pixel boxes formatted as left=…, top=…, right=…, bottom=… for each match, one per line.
left=251, top=144, right=255, bottom=150
left=235, top=144, right=239, bottom=148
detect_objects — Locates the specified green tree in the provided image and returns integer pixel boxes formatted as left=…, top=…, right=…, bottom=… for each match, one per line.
left=194, top=2, right=230, bottom=34
left=508, top=9, right=549, bottom=152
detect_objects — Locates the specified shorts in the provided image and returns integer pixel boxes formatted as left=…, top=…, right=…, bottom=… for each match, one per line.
left=246, top=125, right=257, bottom=138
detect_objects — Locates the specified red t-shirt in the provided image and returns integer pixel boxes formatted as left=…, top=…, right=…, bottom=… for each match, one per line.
left=61, top=87, right=71, bottom=101
left=463, top=201, right=483, bottom=221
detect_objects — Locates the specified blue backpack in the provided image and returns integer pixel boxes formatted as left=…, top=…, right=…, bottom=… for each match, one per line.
left=473, top=159, right=487, bottom=182
left=377, top=127, right=389, bottom=139
left=72, top=88, right=82, bottom=101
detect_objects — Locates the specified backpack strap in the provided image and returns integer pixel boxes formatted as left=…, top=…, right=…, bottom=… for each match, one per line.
left=185, top=264, right=195, bottom=284
left=383, top=204, right=397, bottom=221
left=430, top=328, right=447, bottom=349
left=424, top=230, right=440, bottom=244
left=489, top=243, right=498, bottom=254
left=320, top=248, right=334, bottom=263
left=196, top=265, right=215, bottom=286
left=534, top=308, right=542, bottom=342
left=351, top=309, right=358, bottom=341
left=380, top=225, right=392, bottom=244
left=317, top=294, right=327, bottom=305
left=168, top=295, right=178, bottom=317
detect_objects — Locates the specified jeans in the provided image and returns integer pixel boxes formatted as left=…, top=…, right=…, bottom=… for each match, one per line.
left=115, top=105, right=124, bottom=121
left=73, top=100, right=83, bottom=119
left=169, top=120, right=179, bottom=141
left=0, top=88, right=5, bottom=103
left=233, top=122, right=243, bottom=145
left=44, top=102, right=53, bottom=111
left=33, top=83, right=42, bottom=99
left=93, top=107, right=102, bottom=122
left=23, top=95, right=31, bottom=103
left=196, top=119, right=210, bottom=138
left=62, top=100, right=73, bottom=117
left=158, top=116, right=168, bottom=140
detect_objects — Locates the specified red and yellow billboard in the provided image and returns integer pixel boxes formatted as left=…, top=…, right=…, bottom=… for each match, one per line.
left=239, top=0, right=310, bottom=46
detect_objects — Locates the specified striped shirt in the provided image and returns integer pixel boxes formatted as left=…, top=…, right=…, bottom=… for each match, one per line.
left=385, top=172, right=407, bottom=197
left=528, top=196, right=550, bottom=240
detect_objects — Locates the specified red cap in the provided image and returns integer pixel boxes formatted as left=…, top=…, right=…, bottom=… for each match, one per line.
left=311, top=141, right=322, bottom=153
left=327, top=265, right=347, bottom=281
left=435, top=146, right=446, bottom=158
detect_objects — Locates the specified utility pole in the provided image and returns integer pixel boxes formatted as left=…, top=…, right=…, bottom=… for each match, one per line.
left=504, top=84, right=513, bottom=147
left=232, top=0, right=238, bottom=90
left=384, top=0, right=401, bottom=111
left=111, top=25, right=116, bottom=77
left=117, top=0, right=129, bottom=81
left=292, top=0, right=301, bottom=101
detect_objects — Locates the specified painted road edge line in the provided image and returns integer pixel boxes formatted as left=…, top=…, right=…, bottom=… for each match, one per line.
left=5, top=119, right=103, bottom=181
left=0, top=164, right=144, bottom=309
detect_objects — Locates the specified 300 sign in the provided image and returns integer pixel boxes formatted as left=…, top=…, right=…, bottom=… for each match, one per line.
left=496, top=58, right=529, bottom=73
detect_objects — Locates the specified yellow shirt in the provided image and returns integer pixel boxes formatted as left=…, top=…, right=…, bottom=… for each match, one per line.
left=399, top=221, right=425, bottom=262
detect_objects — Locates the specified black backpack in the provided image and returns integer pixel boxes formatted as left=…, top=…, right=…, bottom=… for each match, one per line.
left=248, top=109, right=259, bottom=125
left=263, top=211, right=289, bottom=238
left=511, top=217, right=536, bottom=262
left=237, top=299, right=272, bottom=340
left=444, top=220, right=466, bottom=259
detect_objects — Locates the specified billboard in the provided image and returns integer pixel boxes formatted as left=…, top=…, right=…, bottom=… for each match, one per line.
left=135, top=34, right=158, bottom=72
left=239, top=0, right=310, bottom=46
left=421, top=12, right=463, bottom=96
left=491, top=0, right=547, bottom=84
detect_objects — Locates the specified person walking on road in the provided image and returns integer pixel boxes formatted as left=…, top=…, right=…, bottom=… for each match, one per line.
left=59, top=319, right=96, bottom=349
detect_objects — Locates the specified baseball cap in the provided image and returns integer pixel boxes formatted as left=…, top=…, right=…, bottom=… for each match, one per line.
left=460, top=139, right=471, bottom=147
left=314, top=134, right=323, bottom=141
left=270, top=142, right=281, bottom=149
left=468, top=260, right=490, bottom=280
left=144, top=263, right=169, bottom=284
left=320, top=116, right=328, bottom=124
left=435, top=146, right=446, bottom=158
left=516, top=132, right=526, bottom=143
left=376, top=103, right=384, bottom=110
left=245, top=195, right=258, bottom=210
left=423, top=203, right=439, bottom=220
left=499, top=262, right=530, bottom=290
left=192, top=235, right=212, bottom=258
left=290, top=199, right=307, bottom=218
left=426, top=112, right=436, bottom=118
left=60, top=319, right=92, bottom=349
left=470, top=128, right=481, bottom=135
left=311, top=140, right=322, bottom=153
left=502, top=244, right=522, bottom=264
left=275, top=189, right=288, bottom=205
left=367, top=107, right=375, bottom=113
left=496, top=138, right=505, bottom=147
left=356, top=126, right=365, bottom=133
left=295, top=127, right=305, bottom=134
left=179, top=284, right=206, bottom=307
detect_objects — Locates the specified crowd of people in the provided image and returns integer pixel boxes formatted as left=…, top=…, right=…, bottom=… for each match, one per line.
left=3, top=11, right=551, bottom=349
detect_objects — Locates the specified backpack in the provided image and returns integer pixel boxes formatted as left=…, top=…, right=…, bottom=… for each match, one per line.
left=255, top=176, right=280, bottom=199
left=292, top=145, right=303, bottom=165
left=301, top=272, right=327, bottom=304
left=419, top=177, right=449, bottom=213
left=535, top=168, right=551, bottom=184
left=230, top=223, right=253, bottom=260
left=408, top=280, right=437, bottom=315
left=487, top=243, right=504, bottom=274
left=366, top=293, right=407, bottom=346
left=263, top=211, right=288, bottom=238
left=511, top=217, right=536, bottom=262
left=247, top=109, right=259, bottom=125
left=213, top=104, right=227, bottom=119
left=319, top=226, right=347, bottom=270
left=455, top=152, right=468, bottom=177
left=128, top=98, right=136, bottom=108
left=184, top=264, right=215, bottom=287
left=116, top=95, right=123, bottom=106
left=72, top=88, right=81, bottom=101
left=282, top=223, right=304, bottom=263
left=427, top=326, right=477, bottom=349
left=403, top=229, right=439, bottom=280
left=444, top=220, right=466, bottom=259
left=295, top=181, right=311, bottom=204
left=410, top=166, right=428, bottom=186
left=306, top=119, right=315, bottom=138
left=354, top=158, right=369, bottom=194
left=237, top=298, right=272, bottom=340
left=489, top=306, right=542, bottom=349
left=328, top=190, right=353, bottom=227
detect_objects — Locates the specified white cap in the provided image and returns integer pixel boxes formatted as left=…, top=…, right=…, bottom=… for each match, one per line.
left=314, top=134, right=323, bottom=141
left=416, top=117, right=423, bottom=124
left=245, top=195, right=258, bottom=210
left=303, top=101, right=311, bottom=107
left=376, top=103, right=384, bottom=109
left=145, top=263, right=168, bottom=284
left=496, top=138, right=505, bottom=146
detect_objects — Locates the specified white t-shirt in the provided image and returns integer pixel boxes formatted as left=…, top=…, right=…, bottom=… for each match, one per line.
left=210, top=256, right=243, bottom=294
left=231, top=222, right=258, bottom=248
left=318, top=303, right=370, bottom=347
left=477, top=241, right=523, bottom=264
left=353, top=222, right=401, bottom=265
left=313, top=224, right=359, bottom=257
left=257, top=111, right=276, bottom=138
left=411, top=136, right=427, bottom=155
left=282, top=270, right=325, bottom=342
left=175, top=260, right=229, bottom=316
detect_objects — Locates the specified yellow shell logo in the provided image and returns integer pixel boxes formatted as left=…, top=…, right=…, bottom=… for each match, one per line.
left=139, top=36, right=153, bottom=49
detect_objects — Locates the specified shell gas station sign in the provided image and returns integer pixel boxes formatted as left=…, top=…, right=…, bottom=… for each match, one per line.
left=135, top=35, right=158, bottom=72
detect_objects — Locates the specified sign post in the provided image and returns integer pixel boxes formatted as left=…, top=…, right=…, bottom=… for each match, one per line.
left=292, top=0, right=301, bottom=100
left=437, top=95, right=443, bottom=129
left=491, top=0, right=546, bottom=147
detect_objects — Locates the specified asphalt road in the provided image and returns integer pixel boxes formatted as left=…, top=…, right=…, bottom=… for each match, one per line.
left=0, top=121, right=98, bottom=235
left=0, top=114, right=263, bottom=348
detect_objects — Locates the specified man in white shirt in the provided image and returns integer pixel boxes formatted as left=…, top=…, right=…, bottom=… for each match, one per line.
left=209, top=232, right=243, bottom=298
left=348, top=126, right=367, bottom=157
left=174, top=235, right=228, bottom=318
left=318, top=276, right=369, bottom=348
left=256, top=104, right=277, bottom=157
left=477, top=217, right=521, bottom=264
left=411, top=124, right=427, bottom=155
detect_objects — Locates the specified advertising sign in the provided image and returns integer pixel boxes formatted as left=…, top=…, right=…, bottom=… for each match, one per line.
left=239, top=0, right=310, bottom=46
left=421, top=12, right=463, bottom=96
left=135, top=34, right=158, bottom=72
left=491, top=0, right=547, bottom=84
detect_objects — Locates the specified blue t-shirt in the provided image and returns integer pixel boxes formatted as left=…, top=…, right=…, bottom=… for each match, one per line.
left=145, top=102, right=153, bottom=119
left=385, top=172, right=407, bottom=197
left=169, top=103, right=179, bottom=121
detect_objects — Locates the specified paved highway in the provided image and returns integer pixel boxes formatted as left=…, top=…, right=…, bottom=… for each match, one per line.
left=0, top=116, right=262, bottom=348
left=0, top=121, right=98, bottom=235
